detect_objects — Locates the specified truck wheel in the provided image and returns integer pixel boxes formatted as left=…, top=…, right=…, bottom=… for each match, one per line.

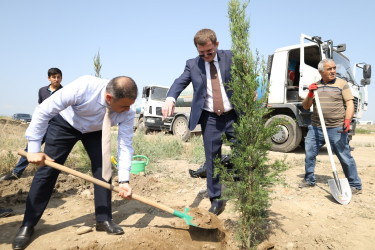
left=172, top=116, right=191, bottom=142
left=265, top=114, right=302, bottom=153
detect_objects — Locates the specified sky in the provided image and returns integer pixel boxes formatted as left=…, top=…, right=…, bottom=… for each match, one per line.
left=1, top=0, right=374, bottom=121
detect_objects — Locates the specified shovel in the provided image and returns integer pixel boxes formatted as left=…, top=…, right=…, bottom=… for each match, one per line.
left=18, top=150, right=219, bottom=229
left=314, top=91, right=352, bottom=205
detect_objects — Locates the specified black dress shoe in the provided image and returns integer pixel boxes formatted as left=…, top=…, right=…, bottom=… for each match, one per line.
left=208, top=200, right=225, bottom=216
left=96, top=220, right=124, bottom=235
left=12, top=225, right=34, bottom=250
left=189, top=163, right=207, bottom=178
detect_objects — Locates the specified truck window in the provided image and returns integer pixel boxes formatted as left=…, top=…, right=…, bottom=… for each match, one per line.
left=151, top=87, right=168, bottom=101
left=332, top=51, right=356, bottom=85
left=288, top=48, right=300, bottom=87
left=304, top=46, right=320, bottom=69
left=287, top=45, right=320, bottom=88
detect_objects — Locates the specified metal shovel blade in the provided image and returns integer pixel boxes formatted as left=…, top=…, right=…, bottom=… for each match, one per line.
left=328, top=178, right=352, bottom=205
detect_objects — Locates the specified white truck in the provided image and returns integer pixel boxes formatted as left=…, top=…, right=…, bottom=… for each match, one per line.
left=134, top=83, right=199, bottom=141
left=265, top=34, right=371, bottom=152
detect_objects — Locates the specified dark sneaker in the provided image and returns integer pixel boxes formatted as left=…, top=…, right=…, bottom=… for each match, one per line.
left=351, top=187, right=362, bottom=195
left=298, top=180, right=315, bottom=188
left=0, top=208, right=14, bottom=218
left=0, top=172, right=20, bottom=181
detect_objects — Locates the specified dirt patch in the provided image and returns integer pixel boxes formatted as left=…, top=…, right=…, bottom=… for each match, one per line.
left=1, top=132, right=375, bottom=249
left=264, top=134, right=375, bottom=249
left=188, top=207, right=222, bottom=229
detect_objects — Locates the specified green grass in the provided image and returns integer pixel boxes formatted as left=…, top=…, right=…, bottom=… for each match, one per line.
left=65, top=141, right=91, bottom=173
left=0, top=120, right=206, bottom=176
left=108, top=130, right=185, bottom=173
left=187, top=135, right=205, bottom=164
left=132, top=131, right=183, bottom=159
left=0, top=119, right=29, bottom=173
left=357, top=124, right=375, bottom=132
left=355, top=128, right=371, bottom=134
left=0, top=120, right=28, bottom=151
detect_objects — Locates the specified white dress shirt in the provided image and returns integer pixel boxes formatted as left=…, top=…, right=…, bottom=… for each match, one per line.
left=26, top=75, right=135, bottom=182
left=203, top=55, right=232, bottom=112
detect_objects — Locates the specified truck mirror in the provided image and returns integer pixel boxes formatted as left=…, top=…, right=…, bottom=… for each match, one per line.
left=321, top=44, right=331, bottom=58
left=336, top=44, right=346, bottom=52
left=363, top=64, right=371, bottom=79
left=360, top=64, right=371, bottom=86
left=361, top=79, right=371, bottom=85
left=142, top=87, right=149, bottom=98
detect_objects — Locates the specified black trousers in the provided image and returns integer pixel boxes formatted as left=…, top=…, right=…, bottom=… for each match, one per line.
left=200, top=110, right=237, bottom=201
left=23, top=115, right=112, bottom=226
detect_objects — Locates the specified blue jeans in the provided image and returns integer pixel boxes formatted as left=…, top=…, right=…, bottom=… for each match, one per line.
left=304, top=125, right=362, bottom=189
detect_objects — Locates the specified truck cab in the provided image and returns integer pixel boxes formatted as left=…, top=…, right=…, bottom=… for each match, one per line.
left=266, top=34, right=371, bottom=152
left=134, top=83, right=199, bottom=141
left=134, top=85, right=169, bottom=132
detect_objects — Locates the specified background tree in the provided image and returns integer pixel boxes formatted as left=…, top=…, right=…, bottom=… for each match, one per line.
left=93, top=50, right=102, bottom=78
left=217, top=0, right=286, bottom=248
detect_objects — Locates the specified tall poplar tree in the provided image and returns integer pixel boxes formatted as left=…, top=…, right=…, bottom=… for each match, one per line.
left=217, top=0, right=286, bottom=248
left=93, top=50, right=102, bottom=78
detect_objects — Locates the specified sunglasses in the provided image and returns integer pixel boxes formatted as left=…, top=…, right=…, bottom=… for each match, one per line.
left=198, top=49, right=215, bottom=58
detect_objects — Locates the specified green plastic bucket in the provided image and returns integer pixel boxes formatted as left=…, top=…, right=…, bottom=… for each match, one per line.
left=130, top=155, right=149, bottom=174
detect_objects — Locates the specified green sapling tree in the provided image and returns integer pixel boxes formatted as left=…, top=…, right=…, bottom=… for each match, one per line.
left=216, top=0, right=287, bottom=248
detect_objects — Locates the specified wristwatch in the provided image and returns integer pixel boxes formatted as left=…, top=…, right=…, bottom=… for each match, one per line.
left=118, top=181, right=129, bottom=184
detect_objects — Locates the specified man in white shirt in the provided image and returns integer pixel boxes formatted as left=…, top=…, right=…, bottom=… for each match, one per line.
left=13, top=75, right=137, bottom=250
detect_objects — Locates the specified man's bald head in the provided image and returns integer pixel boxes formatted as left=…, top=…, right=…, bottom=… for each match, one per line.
left=106, top=76, right=138, bottom=102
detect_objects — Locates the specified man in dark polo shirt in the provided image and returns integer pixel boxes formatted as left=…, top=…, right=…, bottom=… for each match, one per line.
left=299, top=59, right=362, bottom=194
left=0, top=68, right=63, bottom=181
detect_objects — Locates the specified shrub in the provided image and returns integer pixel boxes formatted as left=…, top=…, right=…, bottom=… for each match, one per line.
left=0, top=151, right=18, bottom=173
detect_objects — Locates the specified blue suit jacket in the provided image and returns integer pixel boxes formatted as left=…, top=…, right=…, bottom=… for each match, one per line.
left=167, top=50, right=233, bottom=130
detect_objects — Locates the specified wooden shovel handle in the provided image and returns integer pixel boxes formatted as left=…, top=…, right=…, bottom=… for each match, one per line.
left=18, top=150, right=175, bottom=215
